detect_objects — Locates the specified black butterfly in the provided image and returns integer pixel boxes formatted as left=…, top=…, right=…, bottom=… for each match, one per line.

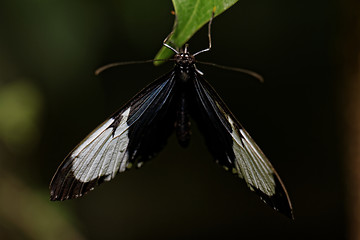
left=50, top=15, right=293, bottom=219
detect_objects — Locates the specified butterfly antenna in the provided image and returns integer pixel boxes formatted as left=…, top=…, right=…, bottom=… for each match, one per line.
left=95, top=59, right=172, bottom=75
left=193, top=7, right=216, bottom=56
left=196, top=60, right=264, bottom=83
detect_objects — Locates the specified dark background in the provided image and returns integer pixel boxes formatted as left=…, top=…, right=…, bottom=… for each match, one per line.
left=0, top=0, right=348, bottom=239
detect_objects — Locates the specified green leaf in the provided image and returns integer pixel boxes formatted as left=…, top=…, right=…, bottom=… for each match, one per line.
left=154, top=0, right=238, bottom=64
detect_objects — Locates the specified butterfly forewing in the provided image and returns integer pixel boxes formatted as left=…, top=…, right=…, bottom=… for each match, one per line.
left=190, top=73, right=293, bottom=219
left=50, top=71, right=178, bottom=200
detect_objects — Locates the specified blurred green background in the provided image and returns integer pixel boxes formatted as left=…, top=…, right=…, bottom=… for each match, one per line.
left=0, top=0, right=353, bottom=239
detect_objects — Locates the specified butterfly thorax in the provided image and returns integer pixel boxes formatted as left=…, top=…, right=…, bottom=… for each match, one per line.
left=174, top=47, right=196, bottom=82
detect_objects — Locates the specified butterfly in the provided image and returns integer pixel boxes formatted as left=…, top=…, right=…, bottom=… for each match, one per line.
left=49, top=13, right=293, bottom=219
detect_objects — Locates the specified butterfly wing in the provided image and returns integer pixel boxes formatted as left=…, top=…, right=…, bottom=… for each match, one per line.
left=50, top=71, right=178, bottom=201
left=190, top=74, right=293, bottom=219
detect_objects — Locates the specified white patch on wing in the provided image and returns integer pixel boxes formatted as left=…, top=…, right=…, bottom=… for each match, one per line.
left=71, top=118, right=114, bottom=157
left=111, top=108, right=131, bottom=174
left=71, top=108, right=131, bottom=182
left=227, top=115, right=276, bottom=196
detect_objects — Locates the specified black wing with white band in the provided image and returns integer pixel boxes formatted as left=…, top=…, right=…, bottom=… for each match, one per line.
left=190, top=74, right=293, bottom=219
left=50, top=71, right=178, bottom=201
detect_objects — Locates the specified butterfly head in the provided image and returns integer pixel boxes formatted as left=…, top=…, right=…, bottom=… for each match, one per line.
left=175, top=44, right=195, bottom=70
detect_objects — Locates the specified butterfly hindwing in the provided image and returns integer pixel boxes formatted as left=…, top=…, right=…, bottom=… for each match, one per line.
left=50, top=71, right=178, bottom=200
left=190, top=73, right=293, bottom=219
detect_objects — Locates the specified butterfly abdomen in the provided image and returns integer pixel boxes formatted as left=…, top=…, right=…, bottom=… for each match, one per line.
left=175, top=92, right=191, bottom=147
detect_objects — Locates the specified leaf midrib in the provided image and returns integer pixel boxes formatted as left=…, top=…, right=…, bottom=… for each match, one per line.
left=174, top=0, right=201, bottom=45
